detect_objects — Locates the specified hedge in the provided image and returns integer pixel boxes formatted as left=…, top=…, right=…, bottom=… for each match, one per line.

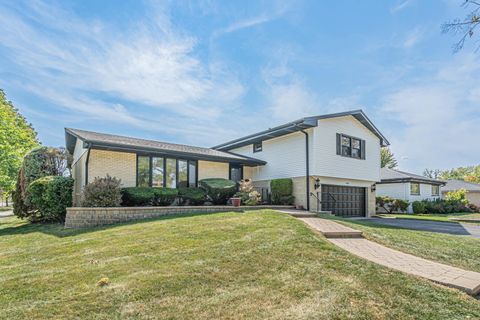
left=26, top=176, right=74, bottom=222
left=121, top=187, right=178, bottom=206
left=178, top=187, right=206, bottom=205
left=270, top=178, right=294, bottom=205
left=198, top=178, right=237, bottom=205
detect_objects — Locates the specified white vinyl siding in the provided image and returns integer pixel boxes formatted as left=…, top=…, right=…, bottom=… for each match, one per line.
left=377, top=182, right=442, bottom=213
left=312, top=116, right=381, bottom=182
left=229, top=130, right=313, bottom=181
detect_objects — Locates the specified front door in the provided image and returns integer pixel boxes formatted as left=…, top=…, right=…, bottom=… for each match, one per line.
left=229, top=164, right=243, bottom=182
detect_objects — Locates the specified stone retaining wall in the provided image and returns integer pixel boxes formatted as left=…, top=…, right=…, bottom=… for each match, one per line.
left=65, top=205, right=295, bottom=229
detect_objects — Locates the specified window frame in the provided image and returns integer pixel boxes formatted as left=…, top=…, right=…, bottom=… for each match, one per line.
left=410, top=182, right=420, bottom=195
left=253, top=141, right=263, bottom=153
left=338, top=133, right=364, bottom=160
left=432, top=185, right=440, bottom=196
left=136, top=154, right=198, bottom=188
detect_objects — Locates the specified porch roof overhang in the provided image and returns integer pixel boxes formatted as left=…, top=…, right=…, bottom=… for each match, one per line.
left=65, top=128, right=266, bottom=167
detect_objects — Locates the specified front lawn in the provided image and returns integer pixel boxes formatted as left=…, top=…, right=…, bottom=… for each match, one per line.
left=335, top=217, right=480, bottom=273
left=1, top=211, right=479, bottom=319
left=376, top=212, right=480, bottom=223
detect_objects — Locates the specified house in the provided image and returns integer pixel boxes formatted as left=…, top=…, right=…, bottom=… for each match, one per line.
left=376, top=168, right=445, bottom=213
left=66, top=110, right=389, bottom=217
left=442, top=179, right=480, bottom=207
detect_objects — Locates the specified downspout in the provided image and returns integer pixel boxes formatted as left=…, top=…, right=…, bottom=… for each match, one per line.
left=299, top=129, right=310, bottom=211
left=85, top=144, right=91, bottom=186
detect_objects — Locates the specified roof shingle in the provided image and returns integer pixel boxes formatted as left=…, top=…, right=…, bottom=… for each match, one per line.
left=65, top=128, right=266, bottom=166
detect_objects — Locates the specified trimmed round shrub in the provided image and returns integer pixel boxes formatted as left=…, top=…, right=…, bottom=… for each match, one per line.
left=412, top=201, right=426, bottom=214
left=199, top=178, right=237, bottom=205
left=82, top=175, right=122, bottom=207
left=26, top=176, right=74, bottom=222
left=13, top=146, right=72, bottom=218
left=121, top=187, right=178, bottom=206
left=178, top=187, right=206, bottom=205
left=270, top=178, right=294, bottom=205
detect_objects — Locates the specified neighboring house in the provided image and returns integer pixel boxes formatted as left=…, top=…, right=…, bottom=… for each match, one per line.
left=66, top=110, right=389, bottom=217
left=376, top=168, right=445, bottom=213
left=442, top=179, right=480, bottom=207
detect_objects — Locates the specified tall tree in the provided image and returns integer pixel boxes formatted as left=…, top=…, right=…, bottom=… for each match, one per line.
left=423, top=168, right=441, bottom=179
left=440, top=165, right=480, bottom=183
left=442, top=0, right=480, bottom=52
left=380, top=147, right=398, bottom=169
left=0, top=89, right=39, bottom=205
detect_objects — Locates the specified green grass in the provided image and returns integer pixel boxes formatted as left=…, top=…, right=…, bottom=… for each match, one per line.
left=376, top=212, right=480, bottom=223
left=333, top=217, right=480, bottom=273
left=0, top=207, right=12, bottom=212
left=1, top=211, right=479, bottom=319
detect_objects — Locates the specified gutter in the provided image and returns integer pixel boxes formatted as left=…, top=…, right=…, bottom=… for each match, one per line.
left=85, top=144, right=91, bottom=185
left=298, top=128, right=310, bottom=211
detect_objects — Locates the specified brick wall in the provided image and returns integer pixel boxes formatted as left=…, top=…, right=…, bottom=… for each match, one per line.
left=198, top=160, right=229, bottom=180
left=65, top=205, right=295, bottom=228
left=88, top=149, right=136, bottom=186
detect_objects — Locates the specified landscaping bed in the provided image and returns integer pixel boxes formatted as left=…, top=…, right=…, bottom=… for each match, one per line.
left=1, top=210, right=479, bottom=319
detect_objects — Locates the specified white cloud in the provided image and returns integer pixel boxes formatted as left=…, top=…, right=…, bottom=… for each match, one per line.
left=379, top=55, right=480, bottom=173
left=402, top=27, right=424, bottom=49
left=390, top=0, right=413, bottom=14
left=0, top=0, right=247, bottom=144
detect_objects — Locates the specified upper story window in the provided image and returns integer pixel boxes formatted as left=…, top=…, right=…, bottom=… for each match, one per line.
left=253, top=141, right=262, bottom=153
left=432, top=185, right=439, bottom=196
left=410, top=183, right=420, bottom=195
left=336, top=133, right=365, bottom=159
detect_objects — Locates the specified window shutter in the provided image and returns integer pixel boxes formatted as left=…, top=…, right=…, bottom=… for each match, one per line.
left=336, top=133, right=341, bottom=155
left=361, top=139, right=366, bottom=159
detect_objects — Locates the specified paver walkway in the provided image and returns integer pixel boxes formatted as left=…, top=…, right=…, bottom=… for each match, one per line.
left=296, top=216, right=480, bottom=295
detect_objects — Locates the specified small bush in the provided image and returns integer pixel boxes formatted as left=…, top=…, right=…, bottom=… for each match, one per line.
left=376, top=196, right=409, bottom=213
left=26, top=176, right=74, bottom=222
left=234, top=179, right=261, bottom=205
left=199, top=178, right=237, bottom=205
left=412, top=201, right=426, bottom=214
left=178, top=187, right=206, bottom=205
left=121, top=187, right=178, bottom=206
left=82, top=175, right=122, bottom=207
left=444, top=189, right=469, bottom=204
left=421, top=198, right=470, bottom=214
left=271, top=178, right=294, bottom=205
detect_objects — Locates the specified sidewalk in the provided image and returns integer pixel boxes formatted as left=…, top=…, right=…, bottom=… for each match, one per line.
left=297, top=216, right=480, bottom=295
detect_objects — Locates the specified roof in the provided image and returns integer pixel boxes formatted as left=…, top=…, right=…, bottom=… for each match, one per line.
left=65, top=128, right=266, bottom=166
left=213, top=109, right=390, bottom=151
left=442, top=179, right=480, bottom=193
left=378, top=167, right=445, bottom=186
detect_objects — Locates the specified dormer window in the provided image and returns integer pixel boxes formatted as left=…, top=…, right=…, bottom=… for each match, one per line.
left=253, top=142, right=263, bottom=153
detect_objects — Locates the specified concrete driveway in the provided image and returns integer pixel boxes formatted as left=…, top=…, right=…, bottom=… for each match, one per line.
left=367, top=218, right=480, bottom=238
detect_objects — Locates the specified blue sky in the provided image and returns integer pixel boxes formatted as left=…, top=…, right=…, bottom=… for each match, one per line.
left=1, top=0, right=479, bottom=174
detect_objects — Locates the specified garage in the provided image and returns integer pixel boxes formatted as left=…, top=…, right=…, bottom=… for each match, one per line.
left=320, top=184, right=366, bottom=217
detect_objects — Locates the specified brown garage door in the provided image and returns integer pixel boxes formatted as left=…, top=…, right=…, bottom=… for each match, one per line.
left=320, top=185, right=366, bottom=217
